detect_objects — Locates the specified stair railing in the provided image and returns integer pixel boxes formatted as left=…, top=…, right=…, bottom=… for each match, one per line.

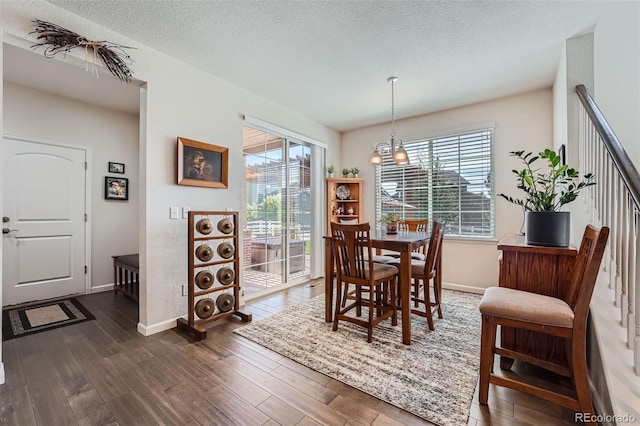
left=576, top=84, right=640, bottom=375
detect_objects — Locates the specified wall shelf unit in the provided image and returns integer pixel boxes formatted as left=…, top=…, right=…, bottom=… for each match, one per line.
left=327, top=177, right=363, bottom=230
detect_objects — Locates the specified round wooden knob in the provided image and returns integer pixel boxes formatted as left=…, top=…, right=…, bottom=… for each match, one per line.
left=217, top=218, right=234, bottom=234
left=216, top=267, right=235, bottom=285
left=195, top=270, right=214, bottom=289
left=217, top=242, right=235, bottom=259
left=195, top=298, right=215, bottom=319
left=195, top=245, right=214, bottom=262
left=216, top=293, right=234, bottom=313
left=196, top=218, right=213, bottom=235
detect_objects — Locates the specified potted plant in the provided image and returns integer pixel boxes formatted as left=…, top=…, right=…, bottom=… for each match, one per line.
left=351, top=167, right=360, bottom=178
left=499, top=148, right=595, bottom=247
left=342, top=168, right=350, bottom=178
left=379, top=212, right=400, bottom=234
left=326, top=165, right=334, bottom=178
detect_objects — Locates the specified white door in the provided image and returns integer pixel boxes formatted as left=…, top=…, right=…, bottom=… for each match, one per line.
left=2, top=138, right=87, bottom=306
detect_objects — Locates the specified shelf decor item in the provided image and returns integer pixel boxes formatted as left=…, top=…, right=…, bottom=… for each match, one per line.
left=327, top=165, right=335, bottom=178
left=499, top=148, right=595, bottom=247
left=335, top=184, right=351, bottom=200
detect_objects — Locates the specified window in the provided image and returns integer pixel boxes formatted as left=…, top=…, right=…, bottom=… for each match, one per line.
left=375, top=127, right=494, bottom=238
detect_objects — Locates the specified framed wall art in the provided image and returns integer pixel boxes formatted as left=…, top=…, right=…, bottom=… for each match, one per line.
left=109, top=161, right=125, bottom=174
left=105, top=176, right=129, bottom=200
left=177, top=137, right=229, bottom=189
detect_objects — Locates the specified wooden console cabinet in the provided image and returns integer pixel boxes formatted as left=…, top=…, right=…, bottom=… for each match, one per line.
left=497, top=235, right=577, bottom=369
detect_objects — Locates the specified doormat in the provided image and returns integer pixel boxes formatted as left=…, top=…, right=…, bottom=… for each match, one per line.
left=2, top=297, right=95, bottom=341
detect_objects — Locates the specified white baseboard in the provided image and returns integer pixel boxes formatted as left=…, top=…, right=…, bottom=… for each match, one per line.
left=0, top=362, right=5, bottom=385
left=137, top=316, right=185, bottom=336
left=443, top=282, right=486, bottom=295
left=90, top=283, right=113, bottom=293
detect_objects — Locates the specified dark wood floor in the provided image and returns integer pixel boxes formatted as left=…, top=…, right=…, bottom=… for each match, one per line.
left=1, top=280, right=579, bottom=425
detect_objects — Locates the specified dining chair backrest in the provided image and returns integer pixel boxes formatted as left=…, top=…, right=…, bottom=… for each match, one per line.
left=330, top=222, right=373, bottom=285
left=398, top=219, right=428, bottom=232
left=566, top=224, right=609, bottom=318
left=423, top=221, right=443, bottom=280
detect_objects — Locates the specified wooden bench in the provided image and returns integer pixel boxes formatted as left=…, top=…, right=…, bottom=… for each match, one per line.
left=112, top=254, right=139, bottom=303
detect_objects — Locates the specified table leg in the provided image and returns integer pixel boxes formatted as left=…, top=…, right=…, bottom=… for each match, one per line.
left=400, top=251, right=411, bottom=345
left=324, top=237, right=334, bottom=322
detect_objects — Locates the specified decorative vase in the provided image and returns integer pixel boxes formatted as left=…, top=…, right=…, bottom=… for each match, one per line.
left=524, top=211, right=570, bottom=247
left=386, top=221, right=398, bottom=234
left=328, top=173, right=334, bottom=178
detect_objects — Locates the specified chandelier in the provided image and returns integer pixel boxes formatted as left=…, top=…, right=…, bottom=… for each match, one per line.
left=369, top=76, right=410, bottom=166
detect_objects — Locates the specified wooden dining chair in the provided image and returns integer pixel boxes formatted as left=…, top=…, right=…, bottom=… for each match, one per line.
left=478, top=225, right=609, bottom=422
left=331, top=222, right=399, bottom=342
left=388, top=221, right=444, bottom=330
left=395, top=219, right=429, bottom=260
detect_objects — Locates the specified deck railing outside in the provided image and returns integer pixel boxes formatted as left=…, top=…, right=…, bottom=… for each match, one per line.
left=576, top=84, right=640, bottom=376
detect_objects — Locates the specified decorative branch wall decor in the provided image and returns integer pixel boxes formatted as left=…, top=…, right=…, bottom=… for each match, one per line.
left=30, top=19, right=136, bottom=83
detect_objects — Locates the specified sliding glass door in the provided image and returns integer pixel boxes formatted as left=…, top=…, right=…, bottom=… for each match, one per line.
left=242, top=126, right=312, bottom=297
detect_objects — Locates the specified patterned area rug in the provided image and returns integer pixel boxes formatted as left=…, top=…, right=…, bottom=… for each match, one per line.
left=2, top=297, right=95, bottom=341
left=234, top=290, right=481, bottom=426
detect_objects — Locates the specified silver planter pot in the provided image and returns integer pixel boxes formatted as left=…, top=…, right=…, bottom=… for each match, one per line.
left=524, top=211, right=570, bottom=247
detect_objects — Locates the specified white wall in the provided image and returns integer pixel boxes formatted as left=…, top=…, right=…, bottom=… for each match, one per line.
left=3, top=82, right=139, bottom=291
left=342, top=89, right=553, bottom=289
left=0, top=1, right=341, bottom=334
left=594, top=1, right=640, bottom=165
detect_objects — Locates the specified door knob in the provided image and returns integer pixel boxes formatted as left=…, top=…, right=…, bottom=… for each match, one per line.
left=2, top=228, right=18, bottom=234
left=2, top=216, right=9, bottom=223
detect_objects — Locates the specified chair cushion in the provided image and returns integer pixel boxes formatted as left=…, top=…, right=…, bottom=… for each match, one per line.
left=365, top=263, right=398, bottom=280
left=386, top=252, right=427, bottom=261
left=386, top=258, right=426, bottom=275
left=479, top=287, right=574, bottom=328
left=368, top=255, right=398, bottom=264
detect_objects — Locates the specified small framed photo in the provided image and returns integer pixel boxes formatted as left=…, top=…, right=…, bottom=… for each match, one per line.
left=105, top=176, right=129, bottom=200
left=109, top=162, right=125, bottom=174
left=177, top=137, right=228, bottom=189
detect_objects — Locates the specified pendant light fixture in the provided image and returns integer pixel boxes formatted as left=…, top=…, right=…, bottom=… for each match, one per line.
left=369, top=76, right=410, bottom=166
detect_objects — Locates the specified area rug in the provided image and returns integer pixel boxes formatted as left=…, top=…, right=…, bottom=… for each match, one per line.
left=2, top=297, right=95, bottom=341
left=234, top=289, right=481, bottom=426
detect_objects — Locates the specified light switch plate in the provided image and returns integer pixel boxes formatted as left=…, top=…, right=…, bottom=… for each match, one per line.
left=170, top=206, right=179, bottom=220
left=182, top=206, right=190, bottom=219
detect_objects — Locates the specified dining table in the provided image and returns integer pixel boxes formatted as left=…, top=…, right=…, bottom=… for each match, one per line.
left=324, top=230, right=437, bottom=345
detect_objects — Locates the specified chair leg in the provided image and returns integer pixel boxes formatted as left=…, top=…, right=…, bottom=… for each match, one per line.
left=367, top=285, right=375, bottom=343
left=391, top=278, right=398, bottom=326
left=479, top=314, right=495, bottom=405
left=434, top=279, right=443, bottom=319
left=413, top=278, right=421, bottom=307
left=570, top=335, right=596, bottom=422
left=332, top=280, right=343, bottom=332
left=424, top=279, right=435, bottom=331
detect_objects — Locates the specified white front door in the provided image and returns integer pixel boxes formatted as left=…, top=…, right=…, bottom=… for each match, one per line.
left=2, top=137, right=87, bottom=306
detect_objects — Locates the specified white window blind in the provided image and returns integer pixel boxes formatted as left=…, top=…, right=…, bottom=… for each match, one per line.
left=376, top=128, right=495, bottom=238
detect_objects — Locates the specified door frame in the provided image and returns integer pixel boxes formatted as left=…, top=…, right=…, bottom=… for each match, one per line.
left=2, top=134, right=93, bottom=298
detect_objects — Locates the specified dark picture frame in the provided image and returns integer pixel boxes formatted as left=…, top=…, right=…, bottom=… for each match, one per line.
left=104, top=176, right=129, bottom=200
left=177, top=137, right=229, bottom=189
left=108, top=162, right=125, bottom=174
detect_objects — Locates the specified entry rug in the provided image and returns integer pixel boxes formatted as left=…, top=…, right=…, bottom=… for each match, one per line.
left=234, top=290, right=481, bottom=426
left=2, top=297, right=95, bottom=340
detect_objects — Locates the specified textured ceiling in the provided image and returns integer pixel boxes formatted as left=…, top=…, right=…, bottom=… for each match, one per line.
left=27, top=1, right=608, bottom=131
